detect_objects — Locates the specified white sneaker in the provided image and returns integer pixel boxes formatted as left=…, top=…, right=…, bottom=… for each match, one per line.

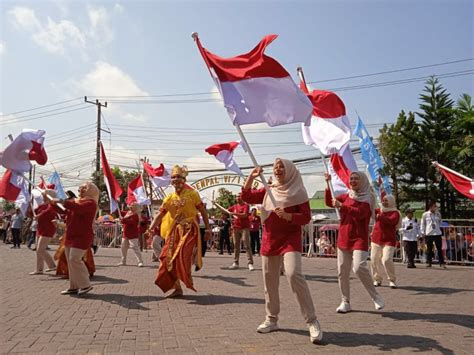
left=29, top=271, right=43, bottom=275
left=138, top=262, right=144, bottom=267
left=373, top=294, right=385, bottom=310
left=308, top=320, right=323, bottom=344
left=228, top=263, right=239, bottom=270
left=389, top=281, right=397, bottom=289
left=45, top=267, right=56, bottom=272
left=256, top=320, right=279, bottom=333
left=117, top=261, right=126, bottom=266
left=373, top=280, right=381, bottom=287
left=248, top=264, right=255, bottom=271
left=336, top=302, right=351, bottom=313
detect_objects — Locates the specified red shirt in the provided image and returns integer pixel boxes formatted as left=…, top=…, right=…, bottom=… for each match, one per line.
left=121, top=213, right=139, bottom=239
left=35, top=204, right=57, bottom=237
left=228, top=203, right=250, bottom=230
left=241, top=188, right=311, bottom=256
left=63, top=199, right=97, bottom=250
left=139, top=215, right=150, bottom=234
left=325, top=190, right=371, bottom=251
left=371, top=209, right=400, bottom=247
left=249, top=215, right=261, bottom=232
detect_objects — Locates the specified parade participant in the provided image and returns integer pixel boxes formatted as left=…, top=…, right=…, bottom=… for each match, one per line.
left=420, top=201, right=446, bottom=268
left=228, top=194, right=254, bottom=270
left=118, top=203, right=144, bottom=267
left=51, top=182, right=99, bottom=295
left=29, top=190, right=57, bottom=275
left=370, top=194, right=401, bottom=288
left=139, top=210, right=151, bottom=253
left=218, top=213, right=232, bottom=255
left=249, top=207, right=261, bottom=255
left=401, top=209, right=419, bottom=268
left=241, top=158, right=322, bottom=344
left=151, top=226, right=163, bottom=263
left=148, top=165, right=211, bottom=298
left=325, top=172, right=384, bottom=313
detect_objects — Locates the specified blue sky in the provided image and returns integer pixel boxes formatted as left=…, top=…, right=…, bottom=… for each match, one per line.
left=1, top=0, right=472, bottom=197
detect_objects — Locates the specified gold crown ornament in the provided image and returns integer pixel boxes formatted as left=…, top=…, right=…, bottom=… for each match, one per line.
left=171, top=165, right=188, bottom=178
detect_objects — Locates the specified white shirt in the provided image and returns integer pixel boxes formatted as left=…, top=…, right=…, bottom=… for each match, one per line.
left=31, top=220, right=38, bottom=232
left=400, top=216, right=419, bottom=241
left=420, top=211, right=442, bottom=236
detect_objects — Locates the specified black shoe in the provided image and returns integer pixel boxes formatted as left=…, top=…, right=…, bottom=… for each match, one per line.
left=92, top=245, right=98, bottom=254
left=407, top=264, right=415, bottom=269
left=427, top=264, right=432, bottom=268
left=218, top=252, right=223, bottom=255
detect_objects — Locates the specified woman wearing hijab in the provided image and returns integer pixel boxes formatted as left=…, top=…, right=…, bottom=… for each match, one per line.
left=324, top=171, right=384, bottom=313
left=118, top=203, right=144, bottom=267
left=241, top=158, right=322, bottom=345
left=370, top=194, right=401, bottom=289
left=51, top=182, right=99, bottom=295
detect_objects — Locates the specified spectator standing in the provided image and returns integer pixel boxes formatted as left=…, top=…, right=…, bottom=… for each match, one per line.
left=1, top=215, right=10, bottom=243
left=27, top=218, right=38, bottom=249
left=420, top=201, right=446, bottom=269
left=249, top=207, right=261, bottom=255
left=400, top=209, right=420, bottom=268
left=218, top=213, right=232, bottom=255
left=10, top=209, right=23, bottom=248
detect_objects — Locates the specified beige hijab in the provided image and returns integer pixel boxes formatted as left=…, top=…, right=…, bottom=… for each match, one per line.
left=79, top=182, right=99, bottom=213
left=261, top=158, right=309, bottom=224
left=348, top=171, right=376, bottom=219
left=381, top=194, right=402, bottom=229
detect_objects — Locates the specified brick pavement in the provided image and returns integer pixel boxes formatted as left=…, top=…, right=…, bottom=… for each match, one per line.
left=1, top=244, right=473, bottom=354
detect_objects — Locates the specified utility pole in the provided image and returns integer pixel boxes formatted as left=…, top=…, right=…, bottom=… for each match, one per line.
left=84, top=96, right=108, bottom=185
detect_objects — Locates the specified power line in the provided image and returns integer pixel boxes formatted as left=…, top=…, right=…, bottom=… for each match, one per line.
left=0, top=97, right=83, bottom=117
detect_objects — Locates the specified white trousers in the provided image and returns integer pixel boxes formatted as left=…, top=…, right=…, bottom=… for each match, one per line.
left=121, top=238, right=143, bottom=264
left=152, top=235, right=163, bottom=259
left=36, top=236, right=55, bottom=272
left=370, top=242, right=396, bottom=282
left=65, top=247, right=90, bottom=290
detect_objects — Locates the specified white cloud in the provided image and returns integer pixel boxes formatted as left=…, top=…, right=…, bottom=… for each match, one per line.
left=8, top=7, right=41, bottom=31
left=113, top=3, right=124, bottom=14
left=32, top=18, right=86, bottom=55
left=0, top=41, right=5, bottom=55
left=87, top=6, right=114, bottom=43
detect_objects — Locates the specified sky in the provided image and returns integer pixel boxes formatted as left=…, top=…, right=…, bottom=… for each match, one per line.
left=1, top=0, right=473, bottom=200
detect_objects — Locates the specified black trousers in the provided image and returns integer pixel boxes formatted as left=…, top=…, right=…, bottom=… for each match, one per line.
left=426, top=235, right=444, bottom=265
left=250, top=231, right=260, bottom=255
left=11, top=228, right=21, bottom=247
left=0, top=229, right=7, bottom=243
left=219, top=232, right=232, bottom=254
left=200, top=228, right=207, bottom=257
left=404, top=240, right=418, bottom=266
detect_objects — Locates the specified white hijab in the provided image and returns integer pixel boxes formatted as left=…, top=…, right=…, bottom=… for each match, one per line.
left=381, top=194, right=401, bottom=229
left=261, top=158, right=309, bottom=224
left=348, top=171, right=376, bottom=219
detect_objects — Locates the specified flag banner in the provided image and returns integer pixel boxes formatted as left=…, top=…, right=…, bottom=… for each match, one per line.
left=433, top=162, right=474, bottom=200
left=143, top=162, right=171, bottom=190
left=47, top=171, right=67, bottom=200
left=0, top=129, right=48, bottom=173
left=31, top=189, right=44, bottom=210
left=205, top=141, right=243, bottom=176
left=328, top=144, right=358, bottom=196
left=127, top=175, right=151, bottom=206
left=100, top=142, right=123, bottom=213
left=195, top=34, right=312, bottom=127
left=0, top=170, right=30, bottom=215
left=353, top=116, right=392, bottom=194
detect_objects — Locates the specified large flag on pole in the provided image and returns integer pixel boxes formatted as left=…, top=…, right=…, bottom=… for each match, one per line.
left=433, top=161, right=474, bottom=200
left=47, top=171, right=67, bottom=200
left=143, top=162, right=171, bottom=190
left=127, top=175, right=151, bottom=205
left=195, top=34, right=313, bottom=127
left=353, top=115, right=392, bottom=194
left=100, top=142, right=122, bottom=213
left=0, top=170, right=30, bottom=215
left=0, top=129, right=48, bottom=173
left=205, top=141, right=243, bottom=176
left=328, top=144, right=358, bottom=196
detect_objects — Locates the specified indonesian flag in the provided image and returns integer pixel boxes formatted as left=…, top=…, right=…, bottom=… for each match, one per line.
left=205, top=141, right=243, bottom=176
left=0, top=129, right=48, bottom=173
left=300, top=82, right=351, bottom=155
left=100, top=142, right=123, bottom=213
left=433, top=161, right=474, bottom=200
left=195, top=34, right=312, bottom=127
left=0, top=170, right=30, bottom=215
left=328, top=144, right=358, bottom=197
left=38, top=176, right=47, bottom=189
left=127, top=175, right=150, bottom=206
left=143, top=162, right=171, bottom=190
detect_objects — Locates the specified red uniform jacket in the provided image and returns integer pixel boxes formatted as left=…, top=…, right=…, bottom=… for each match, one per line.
left=35, top=204, right=57, bottom=237
left=63, top=199, right=97, bottom=250
left=121, top=213, right=139, bottom=239
left=371, top=209, right=400, bottom=247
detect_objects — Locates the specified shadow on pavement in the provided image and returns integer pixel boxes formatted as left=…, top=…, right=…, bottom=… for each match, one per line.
left=368, top=311, right=474, bottom=330
left=304, top=274, right=339, bottom=283
left=90, top=274, right=129, bottom=285
left=180, top=294, right=264, bottom=306
left=82, top=293, right=163, bottom=310
left=397, top=285, right=473, bottom=295
left=194, top=275, right=255, bottom=287
left=281, top=329, right=454, bottom=354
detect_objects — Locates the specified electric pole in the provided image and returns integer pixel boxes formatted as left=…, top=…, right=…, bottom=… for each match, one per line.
left=84, top=96, right=108, bottom=186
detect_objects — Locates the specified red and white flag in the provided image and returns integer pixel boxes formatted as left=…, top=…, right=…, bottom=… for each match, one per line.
left=433, top=162, right=474, bottom=200
left=100, top=142, right=123, bottom=213
left=0, top=129, right=48, bottom=173
left=327, top=144, right=358, bottom=197
left=127, top=175, right=150, bottom=206
left=300, top=82, right=351, bottom=155
left=205, top=141, right=243, bottom=176
left=143, top=162, right=171, bottom=190
left=196, top=34, right=312, bottom=127
left=0, top=169, right=30, bottom=215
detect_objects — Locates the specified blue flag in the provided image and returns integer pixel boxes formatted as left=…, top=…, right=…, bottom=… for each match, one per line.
left=353, top=116, right=392, bottom=195
left=47, top=171, right=67, bottom=200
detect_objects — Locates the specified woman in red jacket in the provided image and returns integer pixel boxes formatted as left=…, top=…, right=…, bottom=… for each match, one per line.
left=241, top=158, right=322, bottom=344
left=370, top=194, right=401, bottom=289
left=29, top=189, right=57, bottom=275
left=51, top=182, right=99, bottom=295
left=325, top=172, right=384, bottom=314
left=118, top=203, right=144, bottom=267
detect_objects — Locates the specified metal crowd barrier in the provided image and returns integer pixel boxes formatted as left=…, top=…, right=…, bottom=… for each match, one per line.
left=94, top=223, right=122, bottom=247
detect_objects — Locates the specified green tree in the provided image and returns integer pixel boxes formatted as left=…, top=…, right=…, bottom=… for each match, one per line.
left=214, top=188, right=236, bottom=217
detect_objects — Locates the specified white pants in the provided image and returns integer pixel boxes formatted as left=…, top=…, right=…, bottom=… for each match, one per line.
left=121, top=238, right=143, bottom=264
left=262, top=252, right=317, bottom=324
left=65, top=247, right=90, bottom=290
left=337, top=248, right=378, bottom=304
left=36, top=236, right=55, bottom=272
left=370, top=242, right=396, bottom=282
left=152, top=235, right=163, bottom=259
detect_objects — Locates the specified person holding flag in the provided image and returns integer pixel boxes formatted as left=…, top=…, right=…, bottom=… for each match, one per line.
left=148, top=165, right=211, bottom=298
left=117, top=203, right=144, bottom=267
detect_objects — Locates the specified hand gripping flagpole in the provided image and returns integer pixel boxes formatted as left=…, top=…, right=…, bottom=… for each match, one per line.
left=192, top=32, right=278, bottom=207
left=296, top=67, right=340, bottom=219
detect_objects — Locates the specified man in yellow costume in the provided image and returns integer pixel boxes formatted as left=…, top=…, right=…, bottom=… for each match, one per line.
left=148, top=165, right=211, bottom=297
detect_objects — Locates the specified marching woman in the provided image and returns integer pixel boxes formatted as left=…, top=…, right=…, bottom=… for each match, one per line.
left=29, top=189, right=57, bottom=275
left=324, top=172, right=384, bottom=313
left=118, top=203, right=144, bottom=267
left=51, top=182, right=99, bottom=295
left=370, top=194, right=401, bottom=288
left=241, top=158, right=322, bottom=344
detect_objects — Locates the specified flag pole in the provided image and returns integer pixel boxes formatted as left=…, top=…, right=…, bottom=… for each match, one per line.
left=296, top=67, right=340, bottom=219
left=191, top=32, right=277, bottom=206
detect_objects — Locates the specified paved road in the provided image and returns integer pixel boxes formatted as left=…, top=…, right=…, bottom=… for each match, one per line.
left=1, top=244, right=473, bottom=354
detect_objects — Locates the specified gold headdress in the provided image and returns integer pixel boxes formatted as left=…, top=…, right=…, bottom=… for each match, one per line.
left=171, top=165, right=188, bottom=178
